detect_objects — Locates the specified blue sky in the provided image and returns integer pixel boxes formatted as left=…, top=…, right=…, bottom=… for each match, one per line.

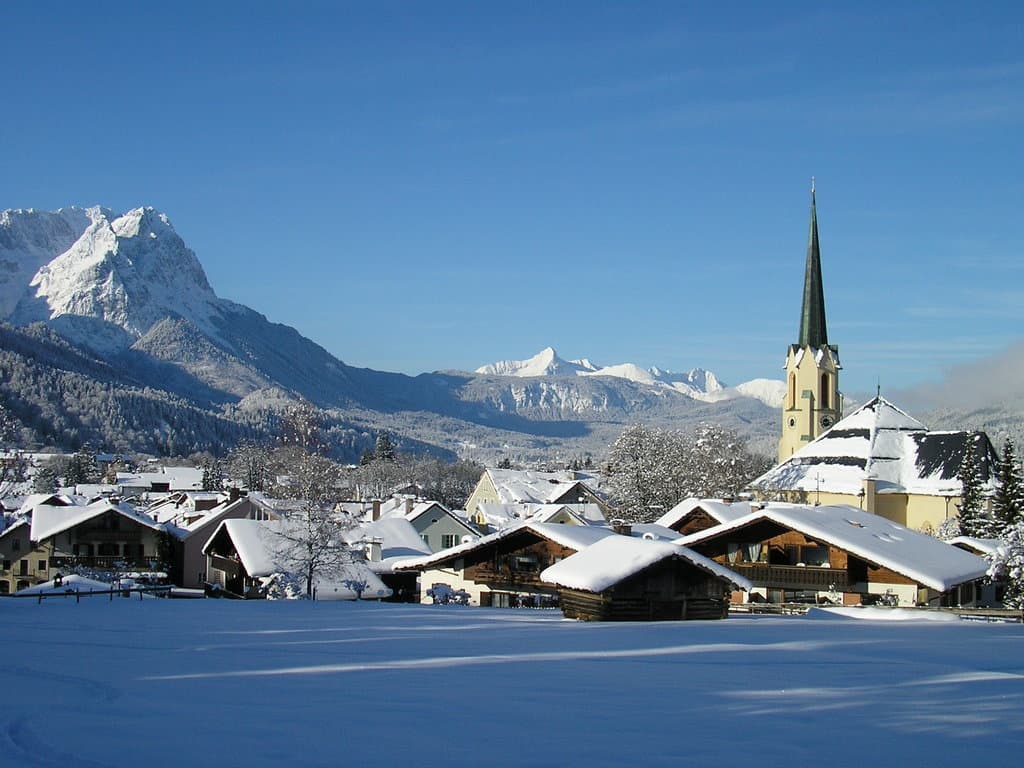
left=2, top=2, right=1022, bottom=395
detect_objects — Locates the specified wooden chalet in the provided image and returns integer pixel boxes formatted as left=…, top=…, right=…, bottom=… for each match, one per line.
left=679, top=501, right=990, bottom=607
left=541, top=536, right=750, bottom=621
left=396, top=521, right=618, bottom=607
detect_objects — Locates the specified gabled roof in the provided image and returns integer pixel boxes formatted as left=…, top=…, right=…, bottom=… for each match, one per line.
left=30, top=500, right=162, bottom=542
left=14, top=493, right=80, bottom=516
left=947, top=536, right=1001, bottom=557
left=383, top=500, right=479, bottom=535
left=678, top=502, right=989, bottom=592
left=750, top=396, right=997, bottom=497
left=541, top=536, right=751, bottom=594
left=655, top=498, right=754, bottom=529
left=202, top=518, right=390, bottom=598
left=396, top=521, right=619, bottom=571
left=484, top=469, right=601, bottom=505
left=476, top=502, right=605, bottom=530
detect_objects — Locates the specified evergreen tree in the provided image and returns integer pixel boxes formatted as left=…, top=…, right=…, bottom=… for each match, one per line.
left=374, top=432, right=396, bottom=462
left=992, top=438, right=1024, bottom=537
left=956, top=446, right=992, bottom=538
left=32, top=464, right=58, bottom=494
left=988, top=521, right=1024, bottom=609
left=64, top=444, right=100, bottom=486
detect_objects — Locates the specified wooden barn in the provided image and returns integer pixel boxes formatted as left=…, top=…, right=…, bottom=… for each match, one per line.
left=540, top=536, right=750, bottom=621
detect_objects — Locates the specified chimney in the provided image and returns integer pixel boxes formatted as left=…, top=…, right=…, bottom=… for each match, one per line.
left=229, top=486, right=240, bottom=503
left=366, top=537, right=383, bottom=563
left=612, top=519, right=632, bottom=537
left=405, top=497, right=415, bottom=515
left=372, top=500, right=381, bottom=521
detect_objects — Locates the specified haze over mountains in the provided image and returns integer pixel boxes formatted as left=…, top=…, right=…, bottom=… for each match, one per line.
left=0, top=206, right=1018, bottom=461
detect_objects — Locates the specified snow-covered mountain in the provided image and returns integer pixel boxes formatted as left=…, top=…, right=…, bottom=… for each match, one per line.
left=476, top=347, right=784, bottom=407
left=0, top=206, right=783, bottom=461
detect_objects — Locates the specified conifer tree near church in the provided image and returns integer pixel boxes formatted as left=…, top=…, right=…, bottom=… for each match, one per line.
left=992, top=438, right=1024, bottom=536
left=956, top=446, right=990, bottom=538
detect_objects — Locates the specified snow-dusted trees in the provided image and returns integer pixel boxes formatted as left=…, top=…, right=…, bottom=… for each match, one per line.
left=604, top=423, right=771, bottom=522
left=271, top=405, right=356, bottom=597
left=986, top=439, right=1024, bottom=607
left=992, top=438, right=1024, bottom=533
left=956, top=446, right=993, bottom=538
left=228, top=440, right=271, bottom=492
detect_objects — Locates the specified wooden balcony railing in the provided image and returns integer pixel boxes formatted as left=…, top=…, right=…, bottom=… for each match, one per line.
left=728, top=563, right=848, bottom=591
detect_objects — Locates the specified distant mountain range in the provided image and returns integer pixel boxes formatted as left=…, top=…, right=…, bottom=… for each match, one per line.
left=2, top=205, right=1014, bottom=463
left=476, top=346, right=785, bottom=407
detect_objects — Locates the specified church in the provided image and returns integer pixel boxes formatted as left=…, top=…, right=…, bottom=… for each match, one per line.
left=748, top=185, right=998, bottom=532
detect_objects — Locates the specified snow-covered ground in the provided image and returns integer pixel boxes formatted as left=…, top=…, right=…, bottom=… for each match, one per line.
left=2, top=600, right=1022, bottom=767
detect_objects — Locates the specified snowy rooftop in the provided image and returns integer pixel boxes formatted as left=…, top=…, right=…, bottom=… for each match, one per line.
left=485, top=468, right=602, bottom=505
left=30, top=500, right=161, bottom=542
left=202, top=518, right=390, bottom=598
left=476, top=502, right=605, bottom=530
left=541, top=536, right=751, bottom=593
left=655, top=497, right=755, bottom=529
left=678, top=502, right=989, bottom=592
left=397, top=520, right=619, bottom=571
left=750, top=396, right=997, bottom=497
left=344, top=516, right=433, bottom=573
left=116, top=467, right=205, bottom=490
left=947, top=536, right=1002, bottom=556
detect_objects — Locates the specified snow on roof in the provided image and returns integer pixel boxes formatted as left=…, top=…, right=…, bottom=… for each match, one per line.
left=678, top=502, right=989, bottom=592
left=344, top=517, right=432, bottom=572
left=946, top=536, right=1002, bottom=556
left=476, top=502, right=605, bottom=530
left=30, top=500, right=161, bottom=542
left=397, top=520, right=619, bottom=571
left=541, top=535, right=752, bottom=594
left=485, top=468, right=600, bottom=505
left=14, top=493, right=80, bottom=516
left=655, top=498, right=754, bottom=529
left=116, top=467, right=205, bottom=490
left=202, top=518, right=389, bottom=597
left=750, top=396, right=996, bottom=497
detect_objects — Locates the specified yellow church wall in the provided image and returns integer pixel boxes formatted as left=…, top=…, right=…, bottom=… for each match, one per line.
left=778, top=345, right=841, bottom=461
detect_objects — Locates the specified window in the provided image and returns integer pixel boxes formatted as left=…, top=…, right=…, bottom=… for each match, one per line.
left=820, top=373, right=830, bottom=409
left=511, top=554, right=539, bottom=572
left=420, top=534, right=430, bottom=547
left=19, top=560, right=28, bottom=576
left=2, top=559, right=9, bottom=571
left=38, top=560, right=46, bottom=572
left=0, top=581, right=8, bottom=594
left=441, top=535, right=461, bottom=549
left=788, top=374, right=796, bottom=409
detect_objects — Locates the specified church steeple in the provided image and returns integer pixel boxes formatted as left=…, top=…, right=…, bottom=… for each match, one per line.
left=798, top=180, right=828, bottom=349
left=779, top=180, right=841, bottom=462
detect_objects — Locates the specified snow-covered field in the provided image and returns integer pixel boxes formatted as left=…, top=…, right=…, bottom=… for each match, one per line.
left=3, top=600, right=1022, bottom=767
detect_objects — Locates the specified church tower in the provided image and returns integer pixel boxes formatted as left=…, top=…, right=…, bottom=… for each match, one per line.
left=779, top=183, right=841, bottom=461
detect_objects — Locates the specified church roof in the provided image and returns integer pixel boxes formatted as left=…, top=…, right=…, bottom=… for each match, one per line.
left=750, top=396, right=998, bottom=497
left=798, top=185, right=829, bottom=349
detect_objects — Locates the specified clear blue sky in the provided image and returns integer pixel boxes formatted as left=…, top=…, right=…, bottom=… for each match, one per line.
left=2, top=2, right=1021, bottom=395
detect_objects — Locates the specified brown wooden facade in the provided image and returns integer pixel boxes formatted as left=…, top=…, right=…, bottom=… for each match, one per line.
left=557, top=558, right=733, bottom=622
left=461, top=529, right=577, bottom=605
left=687, top=520, right=918, bottom=604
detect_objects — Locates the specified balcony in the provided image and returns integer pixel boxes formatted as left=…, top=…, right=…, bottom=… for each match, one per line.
left=728, top=563, right=848, bottom=591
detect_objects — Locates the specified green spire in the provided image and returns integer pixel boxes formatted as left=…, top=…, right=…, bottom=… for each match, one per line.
left=798, top=180, right=828, bottom=348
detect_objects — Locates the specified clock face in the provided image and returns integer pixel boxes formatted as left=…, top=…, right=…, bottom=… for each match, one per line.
left=788, top=417, right=797, bottom=428
left=820, top=415, right=834, bottom=429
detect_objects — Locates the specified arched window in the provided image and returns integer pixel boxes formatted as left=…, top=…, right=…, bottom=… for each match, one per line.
left=820, top=373, right=830, bottom=410
left=788, top=374, right=796, bottom=409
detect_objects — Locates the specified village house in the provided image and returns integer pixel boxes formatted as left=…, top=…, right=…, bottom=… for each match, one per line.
left=397, top=521, right=629, bottom=607
left=156, top=490, right=277, bottom=589
left=116, top=466, right=205, bottom=498
left=371, top=497, right=480, bottom=553
left=541, top=535, right=751, bottom=621
left=464, top=468, right=611, bottom=532
left=0, top=518, right=47, bottom=593
left=678, top=501, right=991, bottom=607
left=343, top=515, right=432, bottom=602
left=202, top=518, right=390, bottom=600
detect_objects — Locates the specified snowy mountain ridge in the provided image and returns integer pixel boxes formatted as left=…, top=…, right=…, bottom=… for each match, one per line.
left=477, top=347, right=784, bottom=407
